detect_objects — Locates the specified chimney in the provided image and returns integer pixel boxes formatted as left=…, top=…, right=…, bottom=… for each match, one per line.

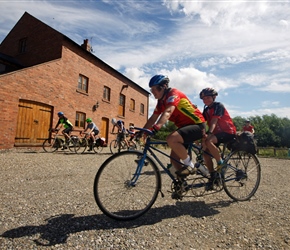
left=81, top=39, right=91, bottom=52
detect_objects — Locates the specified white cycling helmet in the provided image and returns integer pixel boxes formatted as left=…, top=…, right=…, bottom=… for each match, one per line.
left=111, top=118, right=117, bottom=125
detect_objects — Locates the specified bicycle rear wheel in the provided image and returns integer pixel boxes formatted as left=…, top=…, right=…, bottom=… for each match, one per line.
left=223, top=151, right=261, bottom=201
left=77, top=137, right=88, bottom=154
left=93, top=151, right=161, bottom=220
left=42, top=138, right=60, bottom=152
left=68, top=136, right=80, bottom=153
left=93, top=143, right=103, bottom=153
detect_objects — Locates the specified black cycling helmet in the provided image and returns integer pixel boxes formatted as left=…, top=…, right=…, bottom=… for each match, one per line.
left=149, top=75, right=170, bottom=88
left=199, top=87, right=218, bottom=99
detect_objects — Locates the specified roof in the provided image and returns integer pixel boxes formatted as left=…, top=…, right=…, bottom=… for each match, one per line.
left=0, top=52, right=24, bottom=67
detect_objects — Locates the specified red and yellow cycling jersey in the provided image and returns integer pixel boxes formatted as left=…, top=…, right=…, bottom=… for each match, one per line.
left=153, top=88, right=205, bottom=128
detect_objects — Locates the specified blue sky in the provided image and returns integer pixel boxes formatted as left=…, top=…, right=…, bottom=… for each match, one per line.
left=1, top=0, right=290, bottom=119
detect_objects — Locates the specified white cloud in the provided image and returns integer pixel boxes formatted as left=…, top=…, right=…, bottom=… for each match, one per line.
left=231, top=107, right=290, bottom=119
left=1, top=1, right=290, bottom=119
left=262, top=82, right=290, bottom=92
left=261, top=101, right=280, bottom=108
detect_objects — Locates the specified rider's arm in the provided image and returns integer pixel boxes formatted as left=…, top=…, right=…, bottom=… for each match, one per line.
left=144, top=105, right=175, bottom=130
left=111, top=125, right=116, bottom=133
left=54, top=119, right=60, bottom=129
left=143, top=113, right=160, bottom=129
left=207, top=117, right=218, bottom=134
left=156, top=105, right=175, bottom=128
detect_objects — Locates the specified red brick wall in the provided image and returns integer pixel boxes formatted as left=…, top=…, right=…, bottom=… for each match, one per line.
left=0, top=46, right=148, bottom=149
left=0, top=12, right=62, bottom=67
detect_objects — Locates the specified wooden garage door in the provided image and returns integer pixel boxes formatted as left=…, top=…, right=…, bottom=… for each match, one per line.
left=15, top=100, right=53, bottom=146
left=101, top=117, right=109, bottom=144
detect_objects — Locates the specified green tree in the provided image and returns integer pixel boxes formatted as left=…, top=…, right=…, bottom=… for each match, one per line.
left=155, top=121, right=177, bottom=141
left=152, top=113, right=290, bottom=148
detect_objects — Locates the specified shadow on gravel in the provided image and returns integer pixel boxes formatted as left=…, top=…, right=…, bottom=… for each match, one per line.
left=1, top=200, right=231, bottom=246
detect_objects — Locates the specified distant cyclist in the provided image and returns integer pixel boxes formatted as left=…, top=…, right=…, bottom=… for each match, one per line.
left=82, top=118, right=100, bottom=151
left=127, top=126, right=136, bottom=147
left=54, top=112, right=73, bottom=149
left=242, top=120, right=255, bottom=134
left=111, top=118, right=129, bottom=147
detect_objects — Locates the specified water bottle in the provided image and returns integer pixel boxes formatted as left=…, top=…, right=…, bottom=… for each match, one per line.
left=167, top=163, right=177, bottom=178
left=194, top=162, right=209, bottom=177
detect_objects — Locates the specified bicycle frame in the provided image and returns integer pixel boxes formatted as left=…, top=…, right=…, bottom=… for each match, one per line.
left=131, top=127, right=232, bottom=186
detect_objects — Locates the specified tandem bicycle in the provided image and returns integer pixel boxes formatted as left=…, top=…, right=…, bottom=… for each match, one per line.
left=93, top=127, right=261, bottom=220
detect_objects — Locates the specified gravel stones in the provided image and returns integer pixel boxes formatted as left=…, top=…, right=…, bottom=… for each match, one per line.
left=0, top=148, right=289, bottom=249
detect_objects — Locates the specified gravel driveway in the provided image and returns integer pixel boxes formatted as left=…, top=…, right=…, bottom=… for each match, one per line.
left=0, top=148, right=289, bottom=249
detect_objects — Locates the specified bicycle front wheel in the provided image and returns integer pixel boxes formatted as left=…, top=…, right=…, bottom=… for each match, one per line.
left=93, top=151, right=161, bottom=220
left=223, top=151, right=261, bottom=201
left=110, top=140, right=118, bottom=154
left=68, top=137, right=80, bottom=153
left=42, top=138, right=60, bottom=152
left=76, top=138, right=89, bottom=154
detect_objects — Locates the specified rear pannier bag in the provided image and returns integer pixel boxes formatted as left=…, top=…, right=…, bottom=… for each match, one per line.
left=227, top=131, right=257, bottom=155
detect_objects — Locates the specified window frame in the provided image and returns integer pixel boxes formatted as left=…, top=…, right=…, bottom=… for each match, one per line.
left=140, top=103, right=145, bottom=115
left=103, top=86, right=111, bottom=102
left=78, top=74, right=89, bottom=93
left=118, top=94, right=125, bottom=117
left=130, top=98, right=135, bottom=112
left=75, top=112, right=86, bottom=129
left=18, top=38, right=27, bottom=54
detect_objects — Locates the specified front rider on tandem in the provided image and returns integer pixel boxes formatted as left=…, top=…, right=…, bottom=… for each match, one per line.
left=140, top=74, right=206, bottom=178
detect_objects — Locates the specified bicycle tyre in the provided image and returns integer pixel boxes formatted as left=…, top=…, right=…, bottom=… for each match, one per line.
left=93, top=143, right=103, bottom=153
left=42, top=138, right=60, bottom=152
left=223, top=150, right=261, bottom=201
left=68, top=136, right=80, bottom=153
left=120, top=141, right=128, bottom=152
left=110, top=139, right=118, bottom=154
left=77, top=137, right=88, bottom=154
left=110, top=140, right=127, bottom=154
left=93, top=151, right=161, bottom=220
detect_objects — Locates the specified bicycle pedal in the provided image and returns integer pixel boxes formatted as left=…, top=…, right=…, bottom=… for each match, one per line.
left=171, top=192, right=182, bottom=200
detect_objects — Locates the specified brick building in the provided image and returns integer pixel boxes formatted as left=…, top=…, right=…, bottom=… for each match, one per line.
left=0, top=12, right=149, bottom=150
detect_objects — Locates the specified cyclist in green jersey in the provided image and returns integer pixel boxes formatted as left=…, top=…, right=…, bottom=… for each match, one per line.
left=54, top=111, right=73, bottom=147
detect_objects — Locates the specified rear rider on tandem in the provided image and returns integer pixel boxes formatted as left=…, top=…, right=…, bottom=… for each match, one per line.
left=200, top=88, right=236, bottom=190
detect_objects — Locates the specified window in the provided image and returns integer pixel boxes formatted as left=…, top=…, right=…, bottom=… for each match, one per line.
left=78, top=74, right=89, bottom=93
left=103, top=86, right=111, bottom=101
left=18, top=38, right=27, bottom=53
left=140, top=103, right=145, bottom=115
left=118, top=94, right=125, bottom=117
left=75, top=112, right=86, bottom=128
left=130, top=99, right=135, bottom=111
